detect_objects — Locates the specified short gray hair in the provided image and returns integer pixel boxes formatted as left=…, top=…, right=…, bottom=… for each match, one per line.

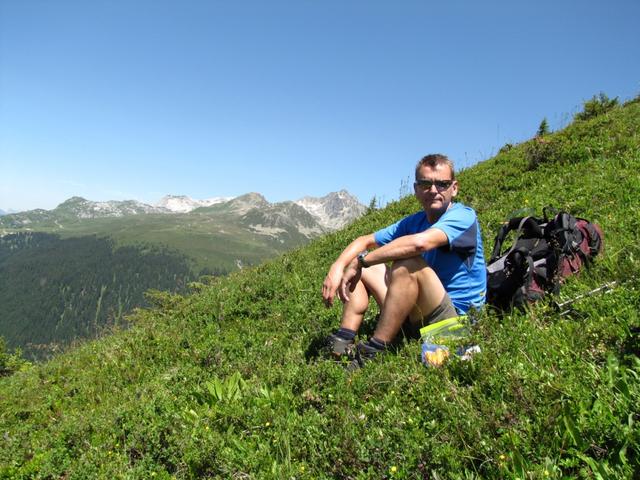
left=415, top=154, right=455, bottom=180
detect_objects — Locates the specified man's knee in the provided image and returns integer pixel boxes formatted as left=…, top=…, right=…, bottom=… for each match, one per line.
left=361, top=263, right=387, bottom=283
left=360, top=263, right=387, bottom=292
left=389, top=257, right=446, bottom=304
left=390, top=256, right=430, bottom=278
left=360, top=263, right=388, bottom=306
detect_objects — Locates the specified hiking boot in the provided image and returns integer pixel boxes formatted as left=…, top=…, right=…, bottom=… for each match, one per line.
left=346, top=341, right=384, bottom=371
left=324, top=332, right=355, bottom=359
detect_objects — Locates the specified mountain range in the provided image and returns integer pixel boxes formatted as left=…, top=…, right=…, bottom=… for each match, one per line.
left=0, top=190, right=366, bottom=274
left=1, top=190, right=364, bottom=235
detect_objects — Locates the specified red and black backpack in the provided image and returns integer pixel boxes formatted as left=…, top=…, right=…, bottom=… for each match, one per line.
left=486, top=208, right=604, bottom=311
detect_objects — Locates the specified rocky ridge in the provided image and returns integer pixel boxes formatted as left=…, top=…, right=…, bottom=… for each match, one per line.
left=0, top=191, right=366, bottom=236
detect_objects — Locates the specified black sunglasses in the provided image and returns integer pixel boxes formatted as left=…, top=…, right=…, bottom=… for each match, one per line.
left=414, top=179, right=454, bottom=192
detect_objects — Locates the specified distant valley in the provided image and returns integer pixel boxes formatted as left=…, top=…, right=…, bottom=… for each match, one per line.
left=0, top=190, right=366, bottom=359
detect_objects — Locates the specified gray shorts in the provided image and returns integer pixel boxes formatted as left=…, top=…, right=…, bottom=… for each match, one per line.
left=401, top=292, right=460, bottom=340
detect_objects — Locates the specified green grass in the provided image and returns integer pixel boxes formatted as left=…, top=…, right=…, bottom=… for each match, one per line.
left=1, top=97, right=639, bottom=479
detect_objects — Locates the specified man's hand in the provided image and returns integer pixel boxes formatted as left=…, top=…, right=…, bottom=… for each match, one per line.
left=322, top=265, right=344, bottom=307
left=321, top=233, right=376, bottom=307
left=338, top=259, right=362, bottom=303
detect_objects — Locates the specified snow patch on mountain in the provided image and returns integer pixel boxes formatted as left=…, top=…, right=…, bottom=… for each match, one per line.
left=156, top=195, right=233, bottom=213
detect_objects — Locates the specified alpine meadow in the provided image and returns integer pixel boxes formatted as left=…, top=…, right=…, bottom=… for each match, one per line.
left=1, top=94, right=639, bottom=478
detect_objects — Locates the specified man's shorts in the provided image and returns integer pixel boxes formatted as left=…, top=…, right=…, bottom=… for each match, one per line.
left=401, top=292, right=461, bottom=340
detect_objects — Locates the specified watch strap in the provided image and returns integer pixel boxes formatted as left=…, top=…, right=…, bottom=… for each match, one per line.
left=357, top=251, right=370, bottom=268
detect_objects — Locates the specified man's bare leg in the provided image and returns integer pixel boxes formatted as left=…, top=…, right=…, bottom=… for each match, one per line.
left=372, top=257, right=446, bottom=343
left=338, top=263, right=388, bottom=331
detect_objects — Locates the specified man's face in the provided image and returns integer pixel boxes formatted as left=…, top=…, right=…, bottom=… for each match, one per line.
left=413, top=163, right=458, bottom=218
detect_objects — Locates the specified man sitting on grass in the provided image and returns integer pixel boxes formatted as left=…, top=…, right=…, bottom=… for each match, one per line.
left=322, top=154, right=487, bottom=367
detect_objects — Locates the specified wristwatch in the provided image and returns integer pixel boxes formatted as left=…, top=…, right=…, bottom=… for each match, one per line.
left=357, top=251, right=370, bottom=268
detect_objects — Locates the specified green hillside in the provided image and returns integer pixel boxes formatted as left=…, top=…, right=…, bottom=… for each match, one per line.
left=1, top=95, right=639, bottom=478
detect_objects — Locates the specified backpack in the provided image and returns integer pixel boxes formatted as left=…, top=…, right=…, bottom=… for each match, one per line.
left=486, top=208, right=604, bottom=311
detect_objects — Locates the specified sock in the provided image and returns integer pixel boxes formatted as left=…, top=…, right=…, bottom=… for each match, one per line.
left=336, top=327, right=356, bottom=341
left=368, top=336, right=388, bottom=351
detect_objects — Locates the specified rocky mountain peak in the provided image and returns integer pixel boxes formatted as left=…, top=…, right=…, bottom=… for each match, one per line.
left=226, top=192, right=270, bottom=214
left=58, top=196, right=89, bottom=207
left=295, top=190, right=365, bottom=230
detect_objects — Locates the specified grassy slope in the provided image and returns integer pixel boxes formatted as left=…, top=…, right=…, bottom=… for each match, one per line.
left=62, top=213, right=292, bottom=273
left=1, top=100, right=639, bottom=479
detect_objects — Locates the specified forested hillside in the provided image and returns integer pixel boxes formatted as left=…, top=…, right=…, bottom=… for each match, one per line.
left=0, top=233, right=196, bottom=359
left=0, top=95, right=638, bottom=478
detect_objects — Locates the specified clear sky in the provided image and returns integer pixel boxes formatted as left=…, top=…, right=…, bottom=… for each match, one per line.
left=1, top=0, right=639, bottom=212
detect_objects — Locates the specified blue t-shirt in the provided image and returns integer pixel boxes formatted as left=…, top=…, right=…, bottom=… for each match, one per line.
left=373, top=203, right=486, bottom=313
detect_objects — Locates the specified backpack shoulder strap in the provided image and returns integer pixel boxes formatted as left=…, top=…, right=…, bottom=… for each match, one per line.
left=490, top=216, right=544, bottom=263
left=546, top=212, right=582, bottom=254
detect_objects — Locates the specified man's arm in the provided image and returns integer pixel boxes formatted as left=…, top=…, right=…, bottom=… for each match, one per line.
left=359, top=228, right=449, bottom=267
left=322, top=233, right=378, bottom=307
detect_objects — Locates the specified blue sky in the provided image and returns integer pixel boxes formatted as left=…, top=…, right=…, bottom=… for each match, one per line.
left=1, top=0, right=639, bottom=212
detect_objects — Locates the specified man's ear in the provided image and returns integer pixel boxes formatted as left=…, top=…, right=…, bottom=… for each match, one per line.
left=451, top=180, right=459, bottom=198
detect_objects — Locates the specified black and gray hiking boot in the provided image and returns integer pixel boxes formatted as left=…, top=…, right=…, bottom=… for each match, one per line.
left=324, top=332, right=355, bottom=359
left=346, top=340, right=384, bottom=371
